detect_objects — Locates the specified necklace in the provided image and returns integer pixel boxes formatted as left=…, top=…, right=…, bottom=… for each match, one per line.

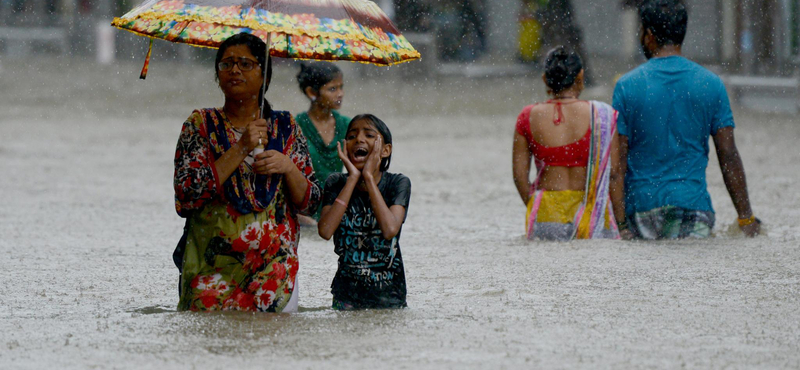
left=222, top=112, right=246, bottom=132
left=222, top=105, right=257, bottom=129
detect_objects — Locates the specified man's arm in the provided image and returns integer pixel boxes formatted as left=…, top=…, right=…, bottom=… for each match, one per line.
left=712, top=127, right=760, bottom=237
left=614, top=134, right=634, bottom=239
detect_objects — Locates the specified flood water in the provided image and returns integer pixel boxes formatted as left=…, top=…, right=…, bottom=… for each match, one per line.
left=1, top=59, right=799, bottom=369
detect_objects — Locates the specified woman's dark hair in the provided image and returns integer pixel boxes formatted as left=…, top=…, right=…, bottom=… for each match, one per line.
left=297, top=62, right=342, bottom=96
left=348, top=114, right=393, bottom=172
left=215, top=33, right=273, bottom=118
left=543, top=46, right=583, bottom=94
left=639, top=0, right=688, bottom=47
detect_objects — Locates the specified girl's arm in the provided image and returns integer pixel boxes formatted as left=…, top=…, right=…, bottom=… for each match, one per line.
left=512, top=131, right=533, bottom=205
left=363, top=178, right=406, bottom=240
left=361, top=135, right=405, bottom=240
left=318, top=141, right=360, bottom=240
left=318, top=175, right=358, bottom=240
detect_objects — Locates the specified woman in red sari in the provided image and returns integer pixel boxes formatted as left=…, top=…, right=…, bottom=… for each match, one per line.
left=512, top=47, right=629, bottom=241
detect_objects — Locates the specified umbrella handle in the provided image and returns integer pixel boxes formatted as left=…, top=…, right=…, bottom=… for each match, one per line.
left=139, top=39, right=154, bottom=80
left=259, top=33, right=271, bottom=120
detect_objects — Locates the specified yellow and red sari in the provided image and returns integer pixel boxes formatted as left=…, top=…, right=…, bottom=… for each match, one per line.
left=526, top=101, right=620, bottom=241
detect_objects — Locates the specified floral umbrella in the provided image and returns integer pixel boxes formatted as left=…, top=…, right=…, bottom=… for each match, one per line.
left=112, top=0, right=421, bottom=78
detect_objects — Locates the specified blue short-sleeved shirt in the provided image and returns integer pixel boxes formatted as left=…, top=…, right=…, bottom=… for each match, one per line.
left=612, top=56, right=735, bottom=216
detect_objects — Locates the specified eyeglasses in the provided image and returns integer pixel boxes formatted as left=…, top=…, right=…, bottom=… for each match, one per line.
left=218, top=58, right=259, bottom=72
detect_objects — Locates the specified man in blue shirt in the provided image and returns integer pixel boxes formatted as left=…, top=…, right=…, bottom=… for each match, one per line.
left=612, top=0, right=760, bottom=239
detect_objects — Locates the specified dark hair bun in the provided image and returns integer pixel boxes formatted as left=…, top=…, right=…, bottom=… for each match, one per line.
left=543, top=46, right=583, bottom=94
left=296, top=62, right=342, bottom=94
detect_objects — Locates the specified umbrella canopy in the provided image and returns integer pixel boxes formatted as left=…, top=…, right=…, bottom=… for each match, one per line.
left=111, top=0, right=421, bottom=67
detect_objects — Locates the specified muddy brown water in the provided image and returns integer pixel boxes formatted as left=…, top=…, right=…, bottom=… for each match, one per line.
left=1, top=60, right=799, bottom=369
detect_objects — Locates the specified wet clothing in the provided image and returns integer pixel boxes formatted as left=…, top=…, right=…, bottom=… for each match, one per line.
left=613, top=56, right=735, bottom=217
left=629, top=206, right=715, bottom=239
left=517, top=104, right=591, bottom=167
left=295, top=110, right=351, bottom=219
left=521, top=101, right=620, bottom=241
left=331, top=298, right=355, bottom=311
left=526, top=190, right=617, bottom=240
left=323, top=172, right=411, bottom=309
left=174, top=108, right=320, bottom=312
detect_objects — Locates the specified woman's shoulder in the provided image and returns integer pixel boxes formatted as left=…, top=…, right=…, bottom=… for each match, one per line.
left=193, top=107, right=221, bottom=115
left=527, top=104, right=553, bottom=120
left=186, top=107, right=217, bottom=119
left=332, top=110, right=351, bottom=125
left=294, top=111, right=310, bottom=122
left=516, top=105, right=537, bottom=136
left=518, top=104, right=537, bottom=116
left=184, top=108, right=221, bottom=128
left=293, top=112, right=316, bottom=136
left=521, top=103, right=559, bottom=122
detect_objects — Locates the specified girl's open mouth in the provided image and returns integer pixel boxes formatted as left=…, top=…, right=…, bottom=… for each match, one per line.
left=353, top=147, right=369, bottom=161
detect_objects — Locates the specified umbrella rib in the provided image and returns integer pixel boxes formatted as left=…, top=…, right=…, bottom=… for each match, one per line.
left=174, top=20, right=192, bottom=43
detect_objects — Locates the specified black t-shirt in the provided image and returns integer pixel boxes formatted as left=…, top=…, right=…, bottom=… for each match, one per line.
left=323, top=172, right=411, bottom=308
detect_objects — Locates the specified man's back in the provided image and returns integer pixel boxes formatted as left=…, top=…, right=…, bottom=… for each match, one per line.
left=612, top=56, right=735, bottom=215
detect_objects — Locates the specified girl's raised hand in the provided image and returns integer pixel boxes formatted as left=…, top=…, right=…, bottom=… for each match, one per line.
left=362, top=134, right=382, bottom=182
left=337, top=140, right=360, bottom=178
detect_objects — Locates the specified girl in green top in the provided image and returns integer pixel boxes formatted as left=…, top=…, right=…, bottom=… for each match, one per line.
left=295, top=62, right=351, bottom=221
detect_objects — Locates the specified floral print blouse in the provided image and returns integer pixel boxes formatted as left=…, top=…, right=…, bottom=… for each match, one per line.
left=174, top=108, right=320, bottom=312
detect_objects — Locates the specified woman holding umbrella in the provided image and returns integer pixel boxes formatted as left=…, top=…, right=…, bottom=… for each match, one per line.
left=173, top=33, right=320, bottom=312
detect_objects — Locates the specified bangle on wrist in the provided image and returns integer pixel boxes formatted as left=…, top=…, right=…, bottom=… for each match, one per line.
left=738, top=215, right=757, bottom=227
left=334, top=198, right=347, bottom=207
